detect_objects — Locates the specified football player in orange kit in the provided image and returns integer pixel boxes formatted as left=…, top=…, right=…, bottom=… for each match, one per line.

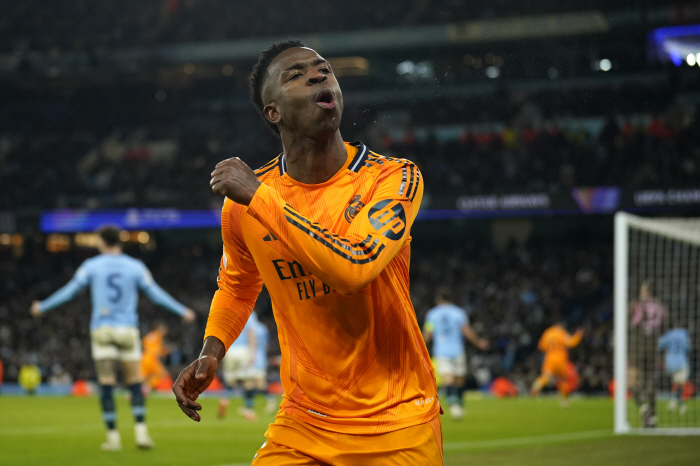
left=172, top=40, right=441, bottom=465
left=141, top=323, right=170, bottom=390
left=530, top=321, right=583, bottom=405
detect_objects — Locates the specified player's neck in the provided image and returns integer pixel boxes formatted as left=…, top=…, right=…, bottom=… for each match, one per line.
left=280, top=131, right=347, bottom=184
left=100, top=247, right=122, bottom=255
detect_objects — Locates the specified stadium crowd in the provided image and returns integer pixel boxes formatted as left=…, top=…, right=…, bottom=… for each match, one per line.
left=386, top=111, right=700, bottom=198
left=1, top=0, right=675, bottom=52
left=3, top=84, right=700, bottom=211
left=0, top=230, right=614, bottom=395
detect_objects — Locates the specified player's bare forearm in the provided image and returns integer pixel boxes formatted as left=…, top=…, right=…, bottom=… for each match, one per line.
left=210, top=158, right=261, bottom=206
left=173, top=336, right=225, bottom=422
left=568, top=329, right=584, bottom=347
left=200, top=335, right=226, bottom=361
left=463, top=325, right=488, bottom=350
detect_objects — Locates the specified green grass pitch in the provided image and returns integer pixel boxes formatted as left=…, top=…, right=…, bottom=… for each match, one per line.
left=1, top=394, right=698, bottom=465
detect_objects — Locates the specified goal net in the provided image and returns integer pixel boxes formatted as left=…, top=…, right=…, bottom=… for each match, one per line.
left=614, top=212, right=700, bottom=434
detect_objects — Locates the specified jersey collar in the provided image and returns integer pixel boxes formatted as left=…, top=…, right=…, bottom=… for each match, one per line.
left=278, top=141, right=369, bottom=183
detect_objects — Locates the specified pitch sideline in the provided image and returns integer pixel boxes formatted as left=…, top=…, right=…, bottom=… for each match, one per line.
left=443, top=429, right=612, bottom=451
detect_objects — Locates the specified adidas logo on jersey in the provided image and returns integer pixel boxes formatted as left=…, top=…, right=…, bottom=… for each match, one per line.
left=263, top=232, right=278, bottom=242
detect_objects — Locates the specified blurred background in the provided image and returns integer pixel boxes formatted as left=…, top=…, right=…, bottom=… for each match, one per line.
left=2, top=1, right=700, bottom=464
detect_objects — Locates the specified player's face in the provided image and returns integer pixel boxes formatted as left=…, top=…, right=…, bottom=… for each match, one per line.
left=263, top=47, right=343, bottom=138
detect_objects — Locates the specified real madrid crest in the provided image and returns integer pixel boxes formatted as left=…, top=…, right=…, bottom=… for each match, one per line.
left=344, top=194, right=365, bottom=222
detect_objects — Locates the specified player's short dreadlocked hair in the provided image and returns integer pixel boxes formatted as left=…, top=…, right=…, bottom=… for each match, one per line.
left=249, top=39, right=306, bottom=135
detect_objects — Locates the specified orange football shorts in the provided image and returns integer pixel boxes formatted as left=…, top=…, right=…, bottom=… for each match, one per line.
left=251, top=409, right=443, bottom=465
left=542, top=354, right=569, bottom=379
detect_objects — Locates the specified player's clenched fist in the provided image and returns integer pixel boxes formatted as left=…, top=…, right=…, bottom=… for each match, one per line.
left=210, top=157, right=262, bottom=206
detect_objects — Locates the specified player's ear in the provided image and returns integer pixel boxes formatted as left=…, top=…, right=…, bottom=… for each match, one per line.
left=264, top=102, right=281, bottom=126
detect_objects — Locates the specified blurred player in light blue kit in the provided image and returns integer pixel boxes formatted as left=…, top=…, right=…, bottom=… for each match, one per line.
left=658, top=324, right=691, bottom=414
left=253, top=318, right=277, bottom=414
left=218, top=311, right=258, bottom=420
left=423, top=287, right=488, bottom=420
left=30, top=226, right=196, bottom=451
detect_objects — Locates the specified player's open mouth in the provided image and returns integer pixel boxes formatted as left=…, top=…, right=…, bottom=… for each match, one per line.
left=315, top=90, right=336, bottom=110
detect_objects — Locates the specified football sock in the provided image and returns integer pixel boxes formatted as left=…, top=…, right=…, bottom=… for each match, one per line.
left=244, top=389, right=255, bottom=409
left=438, top=386, right=447, bottom=403
left=456, top=385, right=466, bottom=407
left=446, top=385, right=458, bottom=405
left=558, top=381, right=569, bottom=399
left=532, top=375, right=549, bottom=393
left=632, top=388, right=642, bottom=407
left=129, top=383, right=146, bottom=423
left=682, top=382, right=691, bottom=402
left=100, top=384, right=116, bottom=430
left=647, top=393, right=656, bottom=417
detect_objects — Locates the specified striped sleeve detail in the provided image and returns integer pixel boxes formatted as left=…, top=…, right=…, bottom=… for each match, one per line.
left=283, top=205, right=386, bottom=264
left=405, top=164, right=421, bottom=201
left=365, top=152, right=413, bottom=167
left=364, top=154, right=384, bottom=168
left=398, top=164, right=408, bottom=196
left=398, top=162, right=420, bottom=200
left=254, top=156, right=281, bottom=178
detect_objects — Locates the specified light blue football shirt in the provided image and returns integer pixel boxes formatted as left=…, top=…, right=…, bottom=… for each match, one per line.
left=658, top=328, right=691, bottom=373
left=424, top=303, right=469, bottom=358
left=230, top=311, right=259, bottom=348
left=39, top=253, right=186, bottom=330
left=254, top=320, right=269, bottom=371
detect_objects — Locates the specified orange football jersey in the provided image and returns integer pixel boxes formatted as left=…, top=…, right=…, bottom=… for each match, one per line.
left=143, top=329, right=166, bottom=357
left=204, top=141, right=438, bottom=434
left=538, top=325, right=582, bottom=360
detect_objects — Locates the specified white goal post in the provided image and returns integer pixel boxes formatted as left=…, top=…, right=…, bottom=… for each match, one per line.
left=614, top=212, right=700, bottom=435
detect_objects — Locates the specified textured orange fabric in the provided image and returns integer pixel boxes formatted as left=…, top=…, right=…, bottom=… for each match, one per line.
left=142, top=329, right=167, bottom=357
left=141, top=329, right=168, bottom=386
left=251, top=410, right=443, bottom=465
left=555, top=362, right=580, bottom=395
left=541, top=356, right=568, bottom=378
left=204, top=142, right=437, bottom=434
left=538, top=325, right=582, bottom=376
left=141, top=354, right=166, bottom=387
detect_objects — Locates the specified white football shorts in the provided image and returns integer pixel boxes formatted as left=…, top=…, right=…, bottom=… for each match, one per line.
left=436, top=354, right=467, bottom=378
left=671, top=367, right=689, bottom=385
left=222, top=346, right=254, bottom=385
left=91, top=326, right=142, bottom=362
